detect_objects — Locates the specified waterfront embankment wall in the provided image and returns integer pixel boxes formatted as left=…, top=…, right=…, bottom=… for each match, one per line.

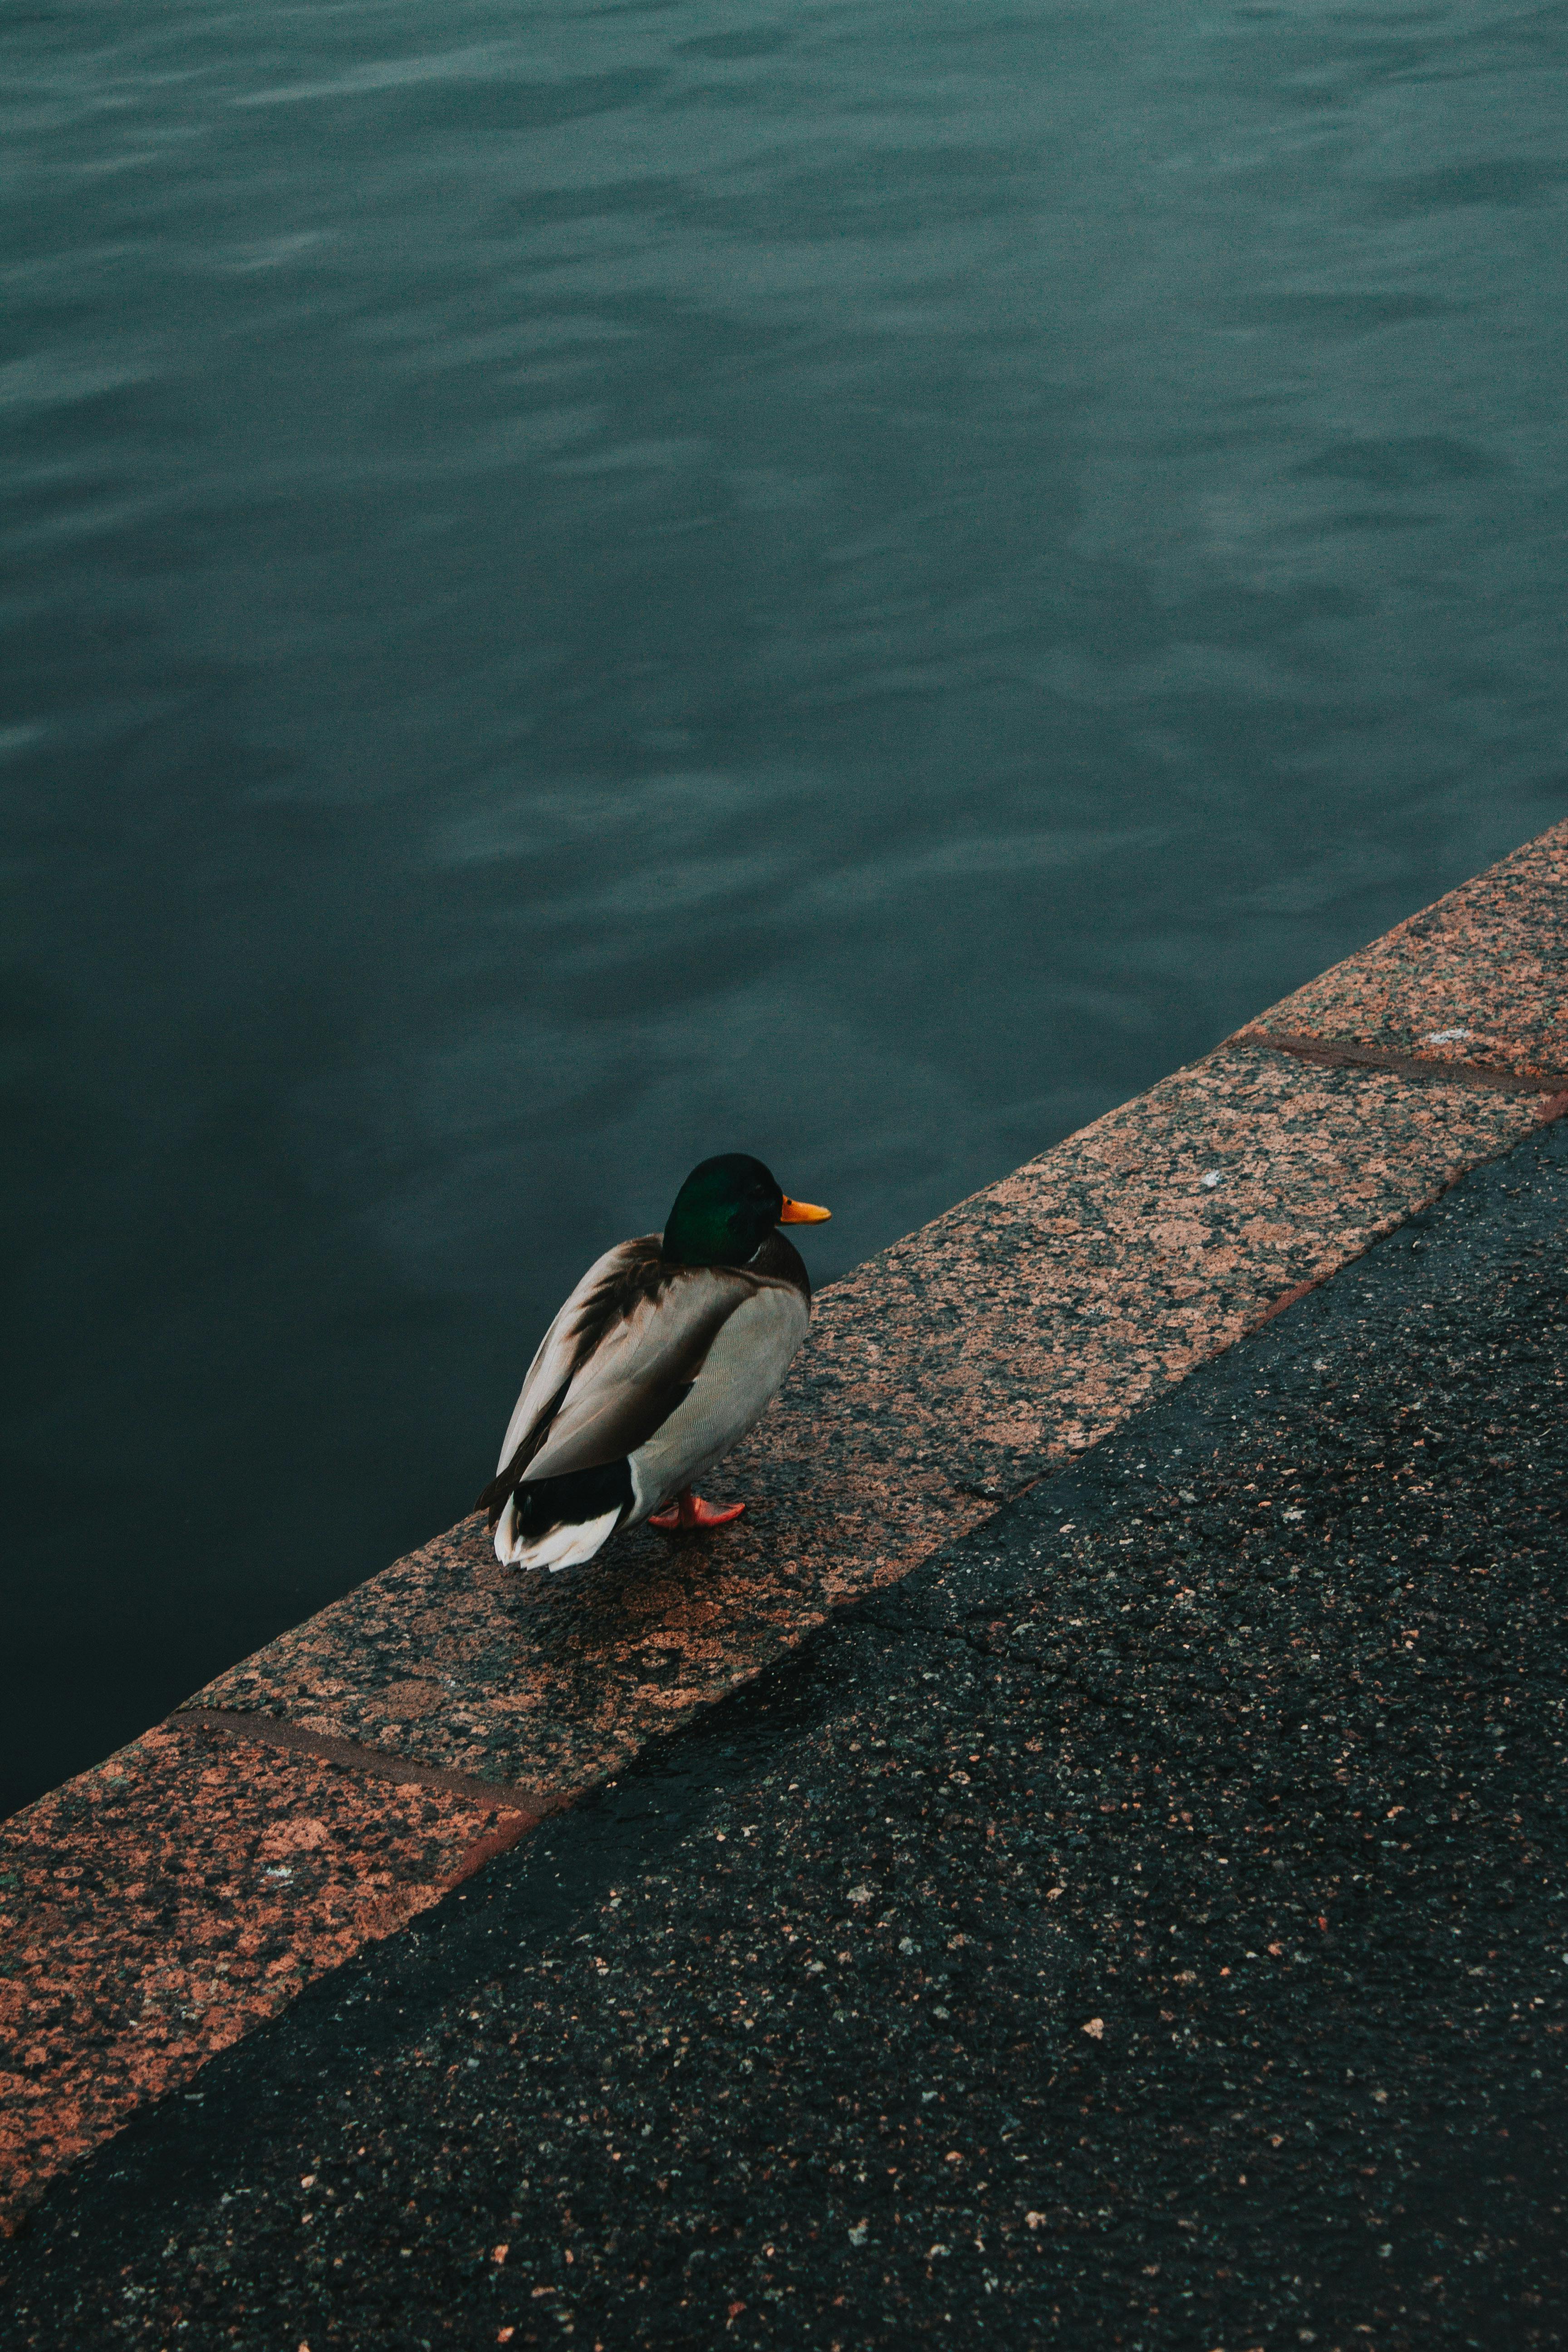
left=3, top=819, right=1566, bottom=2233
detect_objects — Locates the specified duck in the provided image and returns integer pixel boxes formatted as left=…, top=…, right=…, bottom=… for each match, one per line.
left=477, top=1153, right=831, bottom=1572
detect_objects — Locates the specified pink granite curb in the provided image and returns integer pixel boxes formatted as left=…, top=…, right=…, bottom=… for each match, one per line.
left=0, top=1723, right=536, bottom=2233
left=1245, top=822, right=1568, bottom=1080
left=4, top=818, right=1566, bottom=2231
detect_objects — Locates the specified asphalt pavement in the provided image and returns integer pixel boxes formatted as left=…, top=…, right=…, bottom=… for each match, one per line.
left=5, top=1114, right=1568, bottom=2352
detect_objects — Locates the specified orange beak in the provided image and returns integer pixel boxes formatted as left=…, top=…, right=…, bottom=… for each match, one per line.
left=779, top=1194, right=832, bottom=1225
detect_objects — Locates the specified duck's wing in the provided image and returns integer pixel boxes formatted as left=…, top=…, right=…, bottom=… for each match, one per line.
left=626, top=1273, right=809, bottom=1514
left=480, top=1244, right=760, bottom=1516
left=524, top=1263, right=763, bottom=1480
left=487, top=1237, right=649, bottom=1484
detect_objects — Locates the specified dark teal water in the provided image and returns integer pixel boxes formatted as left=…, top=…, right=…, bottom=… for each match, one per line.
left=4, top=0, right=1565, bottom=1816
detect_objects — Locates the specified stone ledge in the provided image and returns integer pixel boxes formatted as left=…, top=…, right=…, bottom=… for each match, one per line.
left=0, top=1723, right=530, bottom=2233
left=3, top=816, right=1564, bottom=2232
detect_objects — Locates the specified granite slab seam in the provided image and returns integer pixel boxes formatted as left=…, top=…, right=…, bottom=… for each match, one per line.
left=179, top=1709, right=554, bottom=1818
left=1235, top=1029, right=1568, bottom=1095
left=1248, top=818, right=1568, bottom=1078
left=0, top=1724, right=532, bottom=2234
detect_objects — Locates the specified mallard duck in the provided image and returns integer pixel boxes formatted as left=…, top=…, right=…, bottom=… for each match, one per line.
left=477, top=1153, right=831, bottom=1572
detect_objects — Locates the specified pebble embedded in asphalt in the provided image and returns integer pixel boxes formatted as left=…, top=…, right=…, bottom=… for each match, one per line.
left=5, top=1118, right=1568, bottom=2351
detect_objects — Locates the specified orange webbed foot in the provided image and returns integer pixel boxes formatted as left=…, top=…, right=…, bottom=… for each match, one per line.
left=648, top=1488, right=747, bottom=1533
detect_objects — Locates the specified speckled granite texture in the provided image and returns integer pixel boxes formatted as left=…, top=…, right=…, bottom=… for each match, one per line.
left=5, top=818, right=1567, bottom=2233
left=0, top=1723, right=526, bottom=2234
left=1248, top=817, right=1568, bottom=1078
left=183, top=1047, right=1554, bottom=1795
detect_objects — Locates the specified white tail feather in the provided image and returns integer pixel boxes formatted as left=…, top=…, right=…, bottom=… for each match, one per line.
left=493, top=1501, right=621, bottom=1573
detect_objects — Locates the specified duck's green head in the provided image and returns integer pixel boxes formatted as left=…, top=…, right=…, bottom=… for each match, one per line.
left=661, top=1153, right=831, bottom=1268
